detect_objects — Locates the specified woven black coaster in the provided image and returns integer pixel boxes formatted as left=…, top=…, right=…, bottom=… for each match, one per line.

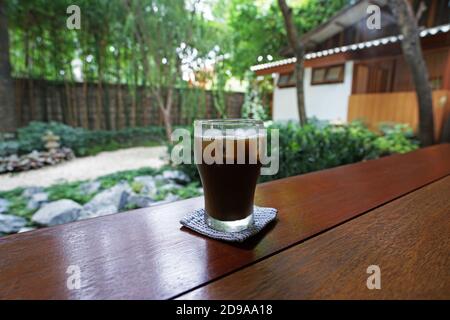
left=180, top=206, right=277, bottom=242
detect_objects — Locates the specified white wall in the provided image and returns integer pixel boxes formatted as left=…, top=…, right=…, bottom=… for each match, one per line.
left=272, top=61, right=354, bottom=122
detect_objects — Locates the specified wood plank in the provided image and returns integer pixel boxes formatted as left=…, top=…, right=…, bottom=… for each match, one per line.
left=180, top=175, right=450, bottom=300
left=0, top=145, right=450, bottom=299
left=347, top=90, right=450, bottom=139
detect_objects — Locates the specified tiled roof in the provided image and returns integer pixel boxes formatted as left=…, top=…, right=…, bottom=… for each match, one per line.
left=250, top=23, right=450, bottom=72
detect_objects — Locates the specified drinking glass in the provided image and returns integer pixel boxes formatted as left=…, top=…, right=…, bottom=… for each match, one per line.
left=194, top=119, right=265, bottom=232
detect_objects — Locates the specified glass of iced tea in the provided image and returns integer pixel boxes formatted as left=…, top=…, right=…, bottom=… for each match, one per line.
left=194, top=119, right=265, bottom=232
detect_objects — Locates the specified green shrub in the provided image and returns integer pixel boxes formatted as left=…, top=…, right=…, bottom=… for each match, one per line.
left=46, top=181, right=93, bottom=205
left=98, top=167, right=160, bottom=189
left=0, top=188, right=34, bottom=220
left=5, top=122, right=166, bottom=157
left=131, top=181, right=144, bottom=194
left=376, top=122, right=419, bottom=155
left=17, top=121, right=86, bottom=155
left=173, top=182, right=202, bottom=199
left=0, top=141, right=20, bottom=157
left=171, top=121, right=419, bottom=183
left=80, top=126, right=166, bottom=156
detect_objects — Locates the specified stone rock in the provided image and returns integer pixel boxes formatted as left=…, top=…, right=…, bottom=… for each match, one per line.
left=83, top=182, right=131, bottom=216
left=162, top=170, right=190, bottom=184
left=78, top=204, right=118, bottom=220
left=32, top=199, right=82, bottom=226
left=79, top=180, right=101, bottom=195
left=22, top=186, right=44, bottom=198
left=0, top=198, right=10, bottom=214
left=134, top=175, right=155, bottom=185
left=0, top=214, right=27, bottom=234
left=159, top=182, right=183, bottom=192
left=133, top=176, right=157, bottom=196
left=164, top=193, right=180, bottom=202
left=127, top=194, right=155, bottom=208
left=0, top=148, right=75, bottom=174
left=18, top=227, right=35, bottom=233
left=27, top=192, right=49, bottom=210
left=152, top=193, right=180, bottom=207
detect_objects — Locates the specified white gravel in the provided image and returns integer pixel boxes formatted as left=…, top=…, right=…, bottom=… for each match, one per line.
left=0, top=146, right=169, bottom=191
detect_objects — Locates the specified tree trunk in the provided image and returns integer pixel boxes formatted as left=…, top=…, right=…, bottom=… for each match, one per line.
left=441, top=114, right=450, bottom=143
left=94, top=37, right=104, bottom=130
left=115, top=48, right=124, bottom=129
left=162, top=96, right=173, bottom=140
left=25, top=28, right=36, bottom=123
left=278, top=0, right=307, bottom=125
left=388, top=0, right=434, bottom=146
left=0, top=0, right=16, bottom=132
left=161, top=108, right=173, bottom=140
left=155, top=87, right=173, bottom=140
left=129, top=0, right=175, bottom=137
left=68, top=63, right=78, bottom=127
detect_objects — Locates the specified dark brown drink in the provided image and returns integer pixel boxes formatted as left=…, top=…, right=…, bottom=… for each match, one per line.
left=196, top=136, right=262, bottom=222
left=194, top=119, right=266, bottom=232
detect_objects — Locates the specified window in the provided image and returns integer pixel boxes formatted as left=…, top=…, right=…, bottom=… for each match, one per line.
left=277, top=73, right=296, bottom=88
left=311, top=64, right=345, bottom=85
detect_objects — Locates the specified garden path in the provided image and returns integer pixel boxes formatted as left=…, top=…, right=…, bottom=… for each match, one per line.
left=0, top=146, right=168, bottom=191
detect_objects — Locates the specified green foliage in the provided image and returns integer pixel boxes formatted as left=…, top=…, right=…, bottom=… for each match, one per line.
left=241, top=73, right=269, bottom=121
left=173, top=182, right=202, bottom=199
left=6, top=0, right=349, bottom=91
left=3, top=196, right=33, bottom=220
left=79, top=127, right=165, bottom=156
left=0, top=141, right=20, bottom=157
left=97, top=167, right=160, bottom=189
left=17, top=122, right=86, bottom=155
left=4, top=122, right=165, bottom=157
left=0, top=166, right=200, bottom=222
left=172, top=121, right=419, bottom=183
left=375, top=123, right=419, bottom=155
left=226, top=0, right=348, bottom=77
left=226, top=0, right=285, bottom=77
left=130, top=181, right=144, bottom=194
left=0, top=188, right=33, bottom=220
left=262, top=121, right=418, bottom=182
left=180, top=87, right=207, bottom=124
left=152, top=181, right=202, bottom=201
left=47, top=181, right=93, bottom=205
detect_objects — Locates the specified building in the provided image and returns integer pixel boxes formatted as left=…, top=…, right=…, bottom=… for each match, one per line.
left=251, top=0, right=450, bottom=138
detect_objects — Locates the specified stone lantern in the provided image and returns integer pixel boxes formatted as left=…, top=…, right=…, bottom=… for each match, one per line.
left=42, top=131, right=60, bottom=153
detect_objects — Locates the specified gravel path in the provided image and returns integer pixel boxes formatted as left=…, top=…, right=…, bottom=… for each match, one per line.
left=0, top=146, right=169, bottom=191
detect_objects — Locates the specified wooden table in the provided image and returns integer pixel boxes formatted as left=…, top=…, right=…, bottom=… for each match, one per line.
left=1, top=144, right=449, bottom=300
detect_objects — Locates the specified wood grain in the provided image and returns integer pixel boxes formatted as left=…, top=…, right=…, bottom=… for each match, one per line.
left=347, top=90, right=450, bottom=139
left=0, top=144, right=449, bottom=299
left=179, top=175, right=450, bottom=300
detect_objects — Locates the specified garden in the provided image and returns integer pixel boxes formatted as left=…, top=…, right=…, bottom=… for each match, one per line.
left=0, top=121, right=165, bottom=173
left=0, top=0, right=428, bottom=237
left=0, top=119, right=418, bottom=236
